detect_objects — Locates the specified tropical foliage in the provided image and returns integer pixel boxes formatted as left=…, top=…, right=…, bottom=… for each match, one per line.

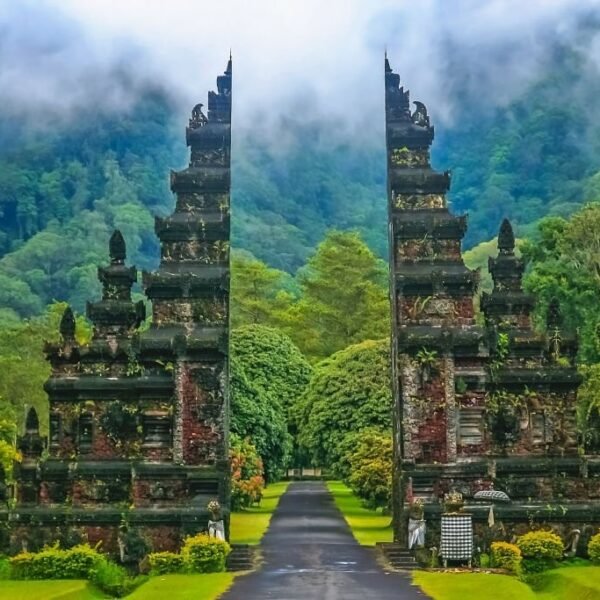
left=295, top=339, right=392, bottom=469
left=231, top=325, right=312, bottom=414
left=181, top=534, right=231, bottom=574
left=588, top=532, right=600, bottom=564
left=230, top=355, right=291, bottom=483
left=229, top=434, right=265, bottom=511
left=343, top=429, right=393, bottom=511
left=490, top=542, right=522, bottom=574
left=522, top=204, right=600, bottom=363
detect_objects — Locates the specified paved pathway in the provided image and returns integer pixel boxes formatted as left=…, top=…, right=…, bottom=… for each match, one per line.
left=221, top=481, right=427, bottom=600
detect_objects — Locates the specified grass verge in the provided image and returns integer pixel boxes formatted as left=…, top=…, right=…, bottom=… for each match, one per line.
left=0, top=580, right=106, bottom=600
left=413, top=566, right=600, bottom=600
left=127, top=573, right=236, bottom=599
left=413, top=571, right=537, bottom=600
left=230, top=481, right=290, bottom=544
left=0, top=574, right=237, bottom=600
left=534, top=566, right=600, bottom=600
left=326, top=480, right=392, bottom=545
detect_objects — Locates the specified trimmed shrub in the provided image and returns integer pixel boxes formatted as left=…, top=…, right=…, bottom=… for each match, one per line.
left=517, top=530, right=563, bottom=573
left=90, top=560, right=146, bottom=598
left=491, top=541, right=522, bottom=573
left=517, top=531, right=563, bottom=560
left=182, top=534, right=231, bottom=573
left=148, top=551, right=185, bottom=575
left=588, top=532, right=600, bottom=564
left=10, top=544, right=102, bottom=579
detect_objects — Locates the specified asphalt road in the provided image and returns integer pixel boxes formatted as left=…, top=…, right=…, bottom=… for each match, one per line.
left=220, top=481, right=427, bottom=600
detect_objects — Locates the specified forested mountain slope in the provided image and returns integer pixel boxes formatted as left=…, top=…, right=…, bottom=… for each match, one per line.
left=0, top=46, right=599, bottom=317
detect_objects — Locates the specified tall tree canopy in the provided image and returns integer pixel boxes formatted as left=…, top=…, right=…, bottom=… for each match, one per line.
left=522, top=203, right=600, bottom=362
left=229, top=325, right=312, bottom=481
left=231, top=325, right=313, bottom=469
left=0, top=303, right=90, bottom=436
left=289, top=231, right=389, bottom=361
left=231, top=325, right=312, bottom=414
left=230, top=231, right=390, bottom=363
left=295, top=339, right=392, bottom=470
left=230, top=355, right=291, bottom=483
left=230, top=253, right=293, bottom=329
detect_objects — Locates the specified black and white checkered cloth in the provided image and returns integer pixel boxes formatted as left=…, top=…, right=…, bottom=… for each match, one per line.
left=473, top=490, right=511, bottom=503
left=441, top=514, right=473, bottom=561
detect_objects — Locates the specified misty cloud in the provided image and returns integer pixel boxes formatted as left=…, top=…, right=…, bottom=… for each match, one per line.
left=2, top=0, right=600, bottom=134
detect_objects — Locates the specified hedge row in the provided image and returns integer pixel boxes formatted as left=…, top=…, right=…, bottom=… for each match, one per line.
left=9, top=544, right=145, bottom=597
left=149, top=534, right=231, bottom=574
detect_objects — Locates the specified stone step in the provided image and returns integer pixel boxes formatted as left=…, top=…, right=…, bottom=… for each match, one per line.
left=226, top=560, right=254, bottom=570
left=376, top=543, right=419, bottom=571
left=226, top=544, right=256, bottom=572
left=385, top=556, right=417, bottom=562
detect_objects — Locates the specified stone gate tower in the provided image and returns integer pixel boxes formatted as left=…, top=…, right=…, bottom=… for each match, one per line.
left=5, top=59, right=232, bottom=556
left=385, top=56, right=599, bottom=550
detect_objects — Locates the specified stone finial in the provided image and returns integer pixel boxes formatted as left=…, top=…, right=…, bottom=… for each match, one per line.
left=19, top=407, right=43, bottom=458
left=385, top=53, right=392, bottom=73
left=547, top=298, right=562, bottom=329
left=25, top=407, right=39, bottom=433
left=109, top=230, right=126, bottom=264
left=498, top=218, right=515, bottom=254
left=60, top=305, right=76, bottom=341
left=217, top=58, right=232, bottom=97
left=412, top=100, right=430, bottom=127
left=189, top=103, right=208, bottom=129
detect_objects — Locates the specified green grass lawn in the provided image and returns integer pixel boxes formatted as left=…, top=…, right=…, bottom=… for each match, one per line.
left=230, top=481, right=290, bottom=544
left=0, top=574, right=237, bottom=600
left=413, top=566, right=600, bottom=600
left=413, top=571, right=538, bottom=600
left=534, top=566, right=600, bottom=600
left=326, top=480, right=392, bottom=545
left=0, top=580, right=106, bottom=600
left=127, top=574, right=236, bottom=599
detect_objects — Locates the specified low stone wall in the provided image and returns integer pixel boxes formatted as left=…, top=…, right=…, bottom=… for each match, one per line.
left=418, top=503, right=600, bottom=557
left=0, top=506, right=230, bottom=558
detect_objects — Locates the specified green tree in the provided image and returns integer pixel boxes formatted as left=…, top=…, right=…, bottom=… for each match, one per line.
left=295, top=339, right=392, bottom=469
left=230, top=253, right=292, bottom=328
left=232, top=325, right=313, bottom=468
left=578, top=364, right=600, bottom=453
left=0, top=273, right=42, bottom=317
left=290, top=231, right=389, bottom=361
left=230, top=356, right=291, bottom=483
left=231, top=325, right=311, bottom=413
left=0, top=399, right=20, bottom=480
left=0, top=302, right=91, bottom=439
left=522, top=205, right=600, bottom=362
